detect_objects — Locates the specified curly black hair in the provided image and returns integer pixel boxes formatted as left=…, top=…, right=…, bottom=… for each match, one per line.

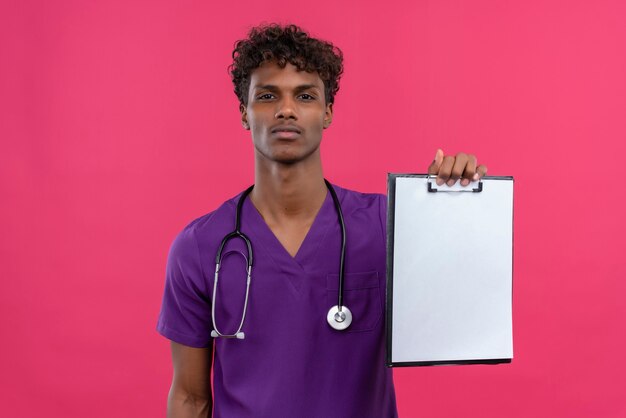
left=229, top=24, right=344, bottom=106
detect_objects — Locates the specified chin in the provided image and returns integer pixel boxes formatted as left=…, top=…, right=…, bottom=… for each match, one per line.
left=257, top=144, right=320, bottom=165
left=270, top=153, right=307, bottom=165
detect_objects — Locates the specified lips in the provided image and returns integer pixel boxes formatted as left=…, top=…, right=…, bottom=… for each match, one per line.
left=271, top=124, right=302, bottom=134
left=270, top=124, right=302, bottom=140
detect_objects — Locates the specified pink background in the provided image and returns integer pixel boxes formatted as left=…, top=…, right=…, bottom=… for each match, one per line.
left=2, top=0, right=625, bottom=416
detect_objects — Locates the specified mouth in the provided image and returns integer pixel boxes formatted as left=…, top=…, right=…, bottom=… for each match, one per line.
left=271, top=125, right=302, bottom=139
left=271, top=125, right=302, bottom=134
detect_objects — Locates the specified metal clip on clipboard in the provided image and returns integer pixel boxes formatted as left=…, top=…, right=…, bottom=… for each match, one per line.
left=427, top=174, right=483, bottom=193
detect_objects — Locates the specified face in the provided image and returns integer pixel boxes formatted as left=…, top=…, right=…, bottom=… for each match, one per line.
left=240, top=61, right=333, bottom=165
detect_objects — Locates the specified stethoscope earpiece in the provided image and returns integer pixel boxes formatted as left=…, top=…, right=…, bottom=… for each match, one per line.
left=211, top=330, right=246, bottom=339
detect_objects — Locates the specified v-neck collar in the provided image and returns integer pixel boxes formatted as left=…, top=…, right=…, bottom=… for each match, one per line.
left=241, top=186, right=337, bottom=292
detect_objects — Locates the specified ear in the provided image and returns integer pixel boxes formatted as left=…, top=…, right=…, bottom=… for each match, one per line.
left=323, top=102, right=333, bottom=129
left=240, top=103, right=250, bottom=130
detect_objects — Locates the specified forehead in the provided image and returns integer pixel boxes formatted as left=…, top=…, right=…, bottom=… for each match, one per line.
left=249, top=61, right=324, bottom=90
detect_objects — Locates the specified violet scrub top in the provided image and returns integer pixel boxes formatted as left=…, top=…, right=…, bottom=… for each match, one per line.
left=157, top=184, right=398, bottom=418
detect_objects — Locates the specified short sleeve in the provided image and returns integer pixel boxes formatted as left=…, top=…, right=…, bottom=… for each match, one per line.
left=156, top=225, right=213, bottom=348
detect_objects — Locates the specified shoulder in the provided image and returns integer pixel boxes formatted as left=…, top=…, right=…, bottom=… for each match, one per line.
left=166, top=192, right=247, bottom=268
left=175, top=192, right=243, bottom=241
left=165, top=192, right=246, bottom=284
left=331, top=184, right=386, bottom=217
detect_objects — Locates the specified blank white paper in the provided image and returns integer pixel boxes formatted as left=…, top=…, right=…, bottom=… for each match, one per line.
left=390, top=175, right=514, bottom=364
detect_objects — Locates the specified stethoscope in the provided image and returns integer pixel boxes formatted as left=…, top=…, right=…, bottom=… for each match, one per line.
left=210, top=179, right=352, bottom=339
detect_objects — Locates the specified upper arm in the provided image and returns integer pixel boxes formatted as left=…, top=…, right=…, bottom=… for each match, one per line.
left=170, top=340, right=213, bottom=399
left=157, top=225, right=214, bottom=348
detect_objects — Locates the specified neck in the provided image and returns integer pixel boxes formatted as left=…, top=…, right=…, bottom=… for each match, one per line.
left=250, top=151, right=327, bottom=220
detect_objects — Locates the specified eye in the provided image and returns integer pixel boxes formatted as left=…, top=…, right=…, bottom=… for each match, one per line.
left=256, top=93, right=275, bottom=100
left=298, top=93, right=316, bottom=101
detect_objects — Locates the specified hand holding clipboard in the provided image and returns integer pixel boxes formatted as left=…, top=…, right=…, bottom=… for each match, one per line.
left=427, top=148, right=488, bottom=187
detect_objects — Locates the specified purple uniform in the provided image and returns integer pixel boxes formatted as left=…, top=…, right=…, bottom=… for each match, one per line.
left=157, top=184, right=398, bottom=417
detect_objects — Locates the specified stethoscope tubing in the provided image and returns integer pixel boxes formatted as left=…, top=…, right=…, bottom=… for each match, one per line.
left=324, top=179, right=347, bottom=311
left=211, top=180, right=349, bottom=338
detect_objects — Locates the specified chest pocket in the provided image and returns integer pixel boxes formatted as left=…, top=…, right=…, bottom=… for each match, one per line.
left=326, top=271, right=383, bottom=333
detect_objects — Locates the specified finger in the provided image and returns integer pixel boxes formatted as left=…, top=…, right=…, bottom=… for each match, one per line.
left=437, top=156, right=455, bottom=186
left=461, top=154, right=477, bottom=186
left=473, top=164, right=488, bottom=181
left=427, top=149, right=444, bottom=175
left=448, top=152, right=468, bottom=186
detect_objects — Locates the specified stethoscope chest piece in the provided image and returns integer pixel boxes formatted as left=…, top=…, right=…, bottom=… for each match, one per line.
left=327, top=305, right=352, bottom=331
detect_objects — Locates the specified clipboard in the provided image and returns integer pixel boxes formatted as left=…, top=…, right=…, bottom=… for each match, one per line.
left=386, top=174, right=514, bottom=367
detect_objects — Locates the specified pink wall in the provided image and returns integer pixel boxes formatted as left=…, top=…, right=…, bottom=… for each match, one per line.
left=2, top=0, right=625, bottom=416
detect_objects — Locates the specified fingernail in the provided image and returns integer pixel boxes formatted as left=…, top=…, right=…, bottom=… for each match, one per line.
left=436, top=178, right=444, bottom=186
left=461, top=179, right=469, bottom=187
left=472, top=173, right=479, bottom=181
left=447, top=179, right=455, bottom=187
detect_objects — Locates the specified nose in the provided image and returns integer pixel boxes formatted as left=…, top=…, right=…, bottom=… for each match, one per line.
left=274, top=96, right=297, bottom=120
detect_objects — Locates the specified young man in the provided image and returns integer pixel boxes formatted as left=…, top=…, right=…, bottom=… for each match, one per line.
left=157, top=24, right=487, bottom=418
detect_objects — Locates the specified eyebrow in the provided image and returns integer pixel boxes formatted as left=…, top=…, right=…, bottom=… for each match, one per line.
left=253, top=84, right=321, bottom=92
